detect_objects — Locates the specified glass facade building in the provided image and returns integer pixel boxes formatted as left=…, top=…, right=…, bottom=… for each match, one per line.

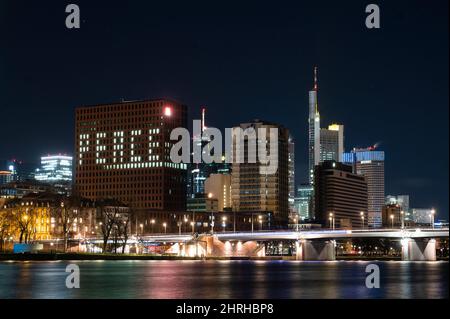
left=35, top=155, right=73, bottom=183
left=295, top=184, right=313, bottom=221
left=320, top=124, right=344, bottom=163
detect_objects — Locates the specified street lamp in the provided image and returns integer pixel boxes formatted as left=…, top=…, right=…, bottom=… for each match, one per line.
left=329, top=212, right=335, bottom=230
left=151, top=219, right=155, bottom=233
left=139, top=223, right=144, bottom=235
left=222, top=216, right=227, bottom=232
left=390, top=214, right=394, bottom=229
left=163, top=222, right=167, bottom=233
left=190, top=221, right=195, bottom=233
left=360, top=211, right=365, bottom=229
left=430, top=209, right=435, bottom=229
left=258, top=215, right=263, bottom=231
left=400, top=210, right=404, bottom=229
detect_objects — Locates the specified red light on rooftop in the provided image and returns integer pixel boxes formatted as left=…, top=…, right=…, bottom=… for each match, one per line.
left=164, top=106, right=172, bottom=117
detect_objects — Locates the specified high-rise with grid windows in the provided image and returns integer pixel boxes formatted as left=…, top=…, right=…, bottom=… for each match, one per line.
left=74, top=99, right=188, bottom=212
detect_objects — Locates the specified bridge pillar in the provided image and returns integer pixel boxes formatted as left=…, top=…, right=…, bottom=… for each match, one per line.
left=195, top=235, right=265, bottom=258
left=296, top=240, right=336, bottom=261
left=402, top=238, right=436, bottom=261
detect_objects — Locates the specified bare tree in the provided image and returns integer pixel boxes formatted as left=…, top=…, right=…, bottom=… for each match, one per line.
left=53, top=197, right=80, bottom=252
left=118, top=211, right=132, bottom=254
left=99, top=205, right=119, bottom=253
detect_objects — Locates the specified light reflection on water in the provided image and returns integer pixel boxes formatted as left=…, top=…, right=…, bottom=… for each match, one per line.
left=0, top=260, right=447, bottom=299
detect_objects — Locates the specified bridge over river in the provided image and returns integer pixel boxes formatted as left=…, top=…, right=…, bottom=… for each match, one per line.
left=135, top=228, right=448, bottom=261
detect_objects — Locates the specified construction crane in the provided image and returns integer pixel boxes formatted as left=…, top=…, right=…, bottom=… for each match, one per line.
left=352, top=142, right=380, bottom=152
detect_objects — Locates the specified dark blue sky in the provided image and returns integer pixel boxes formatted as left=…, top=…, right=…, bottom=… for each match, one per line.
left=0, top=0, right=448, bottom=219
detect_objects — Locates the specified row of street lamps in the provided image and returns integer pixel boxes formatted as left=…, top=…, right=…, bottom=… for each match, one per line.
left=389, top=208, right=436, bottom=229
left=328, top=209, right=436, bottom=230
left=135, top=214, right=266, bottom=235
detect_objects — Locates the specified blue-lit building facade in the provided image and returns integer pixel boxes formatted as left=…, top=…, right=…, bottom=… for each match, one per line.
left=343, top=150, right=385, bottom=228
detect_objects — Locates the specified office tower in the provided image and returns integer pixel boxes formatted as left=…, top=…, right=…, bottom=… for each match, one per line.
left=205, top=173, right=232, bottom=211
left=308, top=67, right=321, bottom=185
left=288, top=136, right=295, bottom=210
left=307, top=67, right=345, bottom=185
left=320, top=124, right=344, bottom=162
left=295, top=183, right=314, bottom=221
left=35, top=155, right=73, bottom=183
left=74, top=98, right=188, bottom=211
left=386, top=195, right=410, bottom=220
left=314, top=161, right=368, bottom=229
left=231, top=120, right=290, bottom=225
left=343, top=148, right=385, bottom=228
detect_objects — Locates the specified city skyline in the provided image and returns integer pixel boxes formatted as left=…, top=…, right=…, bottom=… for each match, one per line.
left=0, top=1, right=448, bottom=304
left=0, top=1, right=448, bottom=219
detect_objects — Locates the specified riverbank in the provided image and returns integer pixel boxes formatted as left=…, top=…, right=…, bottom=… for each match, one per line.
left=1, top=253, right=448, bottom=261
left=0, top=253, right=281, bottom=261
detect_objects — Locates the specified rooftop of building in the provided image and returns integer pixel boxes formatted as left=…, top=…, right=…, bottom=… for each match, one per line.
left=315, top=160, right=353, bottom=172
left=76, top=97, right=186, bottom=110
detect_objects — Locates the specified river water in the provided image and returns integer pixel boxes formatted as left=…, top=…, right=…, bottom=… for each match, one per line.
left=0, top=260, right=447, bottom=299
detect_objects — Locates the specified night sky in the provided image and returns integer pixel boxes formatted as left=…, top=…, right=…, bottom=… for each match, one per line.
left=0, top=1, right=448, bottom=219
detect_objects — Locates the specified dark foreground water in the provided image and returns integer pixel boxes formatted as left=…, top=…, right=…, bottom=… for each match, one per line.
left=0, top=260, right=447, bottom=299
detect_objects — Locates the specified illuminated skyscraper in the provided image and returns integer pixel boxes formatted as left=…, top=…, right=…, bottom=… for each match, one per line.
left=343, top=148, right=385, bottom=228
left=35, top=155, right=73, bottom=183
left=308, top=67, right=320, bottom=185
left=288, top=136, right=295, bottom=210
left=295, top=184, right=313, bottom=221
left=320, top=124, right=344, bottom=162
left=308, top=68, right=344, bottom=184
left=231, top=120, right=290, bottom=226
left=74, top=99, right=187, bottom=211
left=307, top=67, right=345, bottom=221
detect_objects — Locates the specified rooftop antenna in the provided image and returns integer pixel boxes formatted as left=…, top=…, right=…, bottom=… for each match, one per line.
left=201, top=107, right=206, bottom=133
left=314, top=66, right=318, bottom=91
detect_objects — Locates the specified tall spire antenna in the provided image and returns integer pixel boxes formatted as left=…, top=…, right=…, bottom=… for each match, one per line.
left=314, top=66, right=319, bottom=113
left=313, top=66, right=318, bottom=91
left=201, top=107, right=206, bottom=132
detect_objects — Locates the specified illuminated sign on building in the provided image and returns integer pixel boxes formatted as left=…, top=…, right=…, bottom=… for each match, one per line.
left=78, top=128, right=187, bottom=171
